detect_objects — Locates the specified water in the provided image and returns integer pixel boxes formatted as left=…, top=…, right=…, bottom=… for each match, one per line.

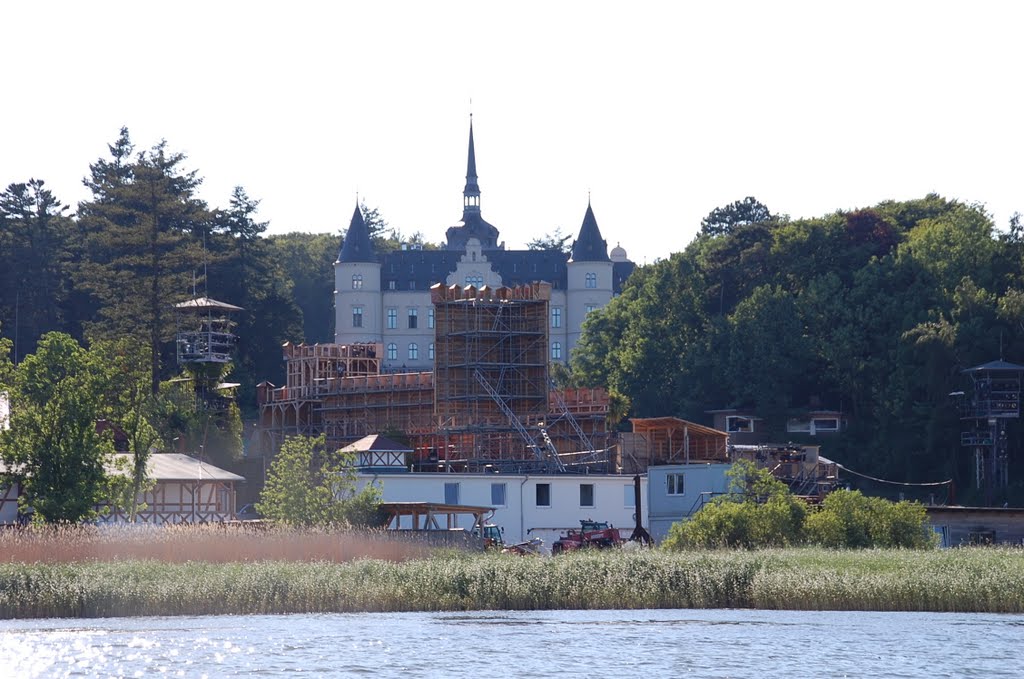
left=1, top=609, right=1021, bottom=678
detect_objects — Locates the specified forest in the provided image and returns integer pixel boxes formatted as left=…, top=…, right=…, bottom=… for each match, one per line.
left=570, top=195, right=1024, bottom=505
left=0, top=129, right=417, bottom=409
left=3, top=129, right=1023, bottom=506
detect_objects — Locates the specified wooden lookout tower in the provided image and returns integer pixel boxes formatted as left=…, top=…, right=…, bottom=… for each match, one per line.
left=957, top=359, right=1024, bottom=505
left=174, top=297, right=243, bottom=365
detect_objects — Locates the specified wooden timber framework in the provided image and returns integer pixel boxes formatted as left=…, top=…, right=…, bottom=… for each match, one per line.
left=255, top=284, right=615, bottom=473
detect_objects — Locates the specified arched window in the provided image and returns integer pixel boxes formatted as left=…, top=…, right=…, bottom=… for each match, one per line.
left=387, top=343, right=397, bottom=361
left=585, top=272, right=597, bottom=289
left=551, top=342, right=562, bottom=360
left=465, top=274, right=484, bottom=288
left=428, top=342, right=435, bottom=360
left=352, top=273, right=363, bottom=289
left=408, top=343, right=419, bottom=360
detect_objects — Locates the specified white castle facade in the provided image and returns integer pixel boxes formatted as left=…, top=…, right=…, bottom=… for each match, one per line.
left=333, top=120, right=634, bottom=371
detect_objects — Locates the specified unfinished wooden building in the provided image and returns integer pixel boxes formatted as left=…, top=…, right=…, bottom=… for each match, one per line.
left=256, top=284, right=614, bottom=473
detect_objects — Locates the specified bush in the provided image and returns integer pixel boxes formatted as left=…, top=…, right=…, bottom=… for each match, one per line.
left=805, top=490, right=936, bottom=549
left=663, top=463, right=936, bottom=550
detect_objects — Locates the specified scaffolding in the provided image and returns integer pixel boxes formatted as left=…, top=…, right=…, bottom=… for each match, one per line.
left=255, top=285, right=615, bottom=473
left=255, top=342, right=385, bottom=453
left=956, top=359, right=1024, bottom=506
left=174, top=297, right=243, bottom=364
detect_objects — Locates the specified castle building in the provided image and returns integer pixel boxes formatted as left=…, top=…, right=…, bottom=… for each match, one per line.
left=334, top=120, right=635, bottom=371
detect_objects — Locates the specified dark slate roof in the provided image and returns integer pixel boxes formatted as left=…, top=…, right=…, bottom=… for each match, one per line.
left=378, top=247, right=634, bottom=294
left=380, top=249, right=464, bottom=291
left=613, top=260, right=636, bottom=293
left=569, top=203, right=610, bottom=263
left=962, top=359, right=1024, bottom=373
left=487, top=249, right=569, bottom=289
left=445, top=214, right=500, bottom=249
left=338, top=205, right=377, bottom=263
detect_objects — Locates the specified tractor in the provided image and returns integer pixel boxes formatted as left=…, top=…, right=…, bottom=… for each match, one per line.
left=551, top=519, right=623, bottom=554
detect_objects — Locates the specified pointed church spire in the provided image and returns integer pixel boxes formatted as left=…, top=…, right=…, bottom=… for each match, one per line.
left=338, top=203, right=378, bottom=263
left=463, top=115, right=481, bottom=215
left=569, top=201, right=611, bottom=262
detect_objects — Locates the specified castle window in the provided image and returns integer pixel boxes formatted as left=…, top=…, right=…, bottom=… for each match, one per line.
left=428, top=308, right=435, bottom=329
left=351, top=274, right=363, bottom=290
left=408, top=343, right=419, bottom=360
left=388, top=280, right=396, bottom=290
left=387, top=308, right=397, bottom=329
left=551, top=342, right=562, bottom=360
left=466, top=274, right=484, bottom=287
left=352, top=306, right=363, bottom=328
left=551, top=308, right=562, bottom=328
left=387, top=343, right=397, bottom=361
left=428, top=342, right=434, bottom=360
left=409, top=281, right=416, bottom=290
left=585, top=272, right=597, bottom=289
left=408, top=308, right=418, bottom=329
left=585, top=304, right=598, bottom=315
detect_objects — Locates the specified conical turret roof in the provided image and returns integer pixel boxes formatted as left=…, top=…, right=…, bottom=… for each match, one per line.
left=338, top=204, right=378, bottom=263
left=569, top=202, right=610, bottom=263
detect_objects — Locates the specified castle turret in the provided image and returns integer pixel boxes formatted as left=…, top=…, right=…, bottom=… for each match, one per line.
left=335, top=204, right=382, bottom=344
left=566, top=202, right=614, bottom=356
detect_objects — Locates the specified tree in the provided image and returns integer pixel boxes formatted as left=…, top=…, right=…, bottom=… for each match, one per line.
left=208, top=187, right=302, bottom=405
left=527, top=227, right=572, bottom=254
left=804, top=489, right=936, bottom=549
left=0, top=179, right=76, bottom=361
left=256, top=434, right=381, bottom=527
left=700, top=196, right=772, bottom=238
left=76, top=128, right=207, bottom=394
left=267, top=232, right=339, bottom=343
left=91, top=338, right=162, bottom=521
left=662, top=460, right=805, bottom=549
left=0, top=333, right=112, bottom=523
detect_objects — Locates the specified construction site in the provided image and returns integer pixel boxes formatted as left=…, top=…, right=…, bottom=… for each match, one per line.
left=256, top=283, right=616, bottom=473
left=254, top=281, right=840, bottom=500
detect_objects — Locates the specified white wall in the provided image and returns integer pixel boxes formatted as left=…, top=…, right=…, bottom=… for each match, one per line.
left=359, top=472, right=647, bottom=548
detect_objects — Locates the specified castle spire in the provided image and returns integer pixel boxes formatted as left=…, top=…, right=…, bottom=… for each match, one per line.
left=569, top=201, right=611, bottom=263
left=463, top=115, right=480, bottom=215
left=338, top=203, right=377, bottom=263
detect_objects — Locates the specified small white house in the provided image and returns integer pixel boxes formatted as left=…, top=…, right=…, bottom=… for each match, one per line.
left=358, top=471, right=647, bottom=547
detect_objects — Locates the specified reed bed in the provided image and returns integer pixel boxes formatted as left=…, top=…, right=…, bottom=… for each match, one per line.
left=0, top=524, right=432, bottom=564
left=1, top=545, right=1023, bottom=619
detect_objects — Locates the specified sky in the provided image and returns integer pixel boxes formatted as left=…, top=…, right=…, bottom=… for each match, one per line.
left=2, top=1, right=1023, bottom=266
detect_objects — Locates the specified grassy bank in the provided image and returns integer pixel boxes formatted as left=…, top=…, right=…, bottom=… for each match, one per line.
left=2, top=547, right=1024, bottom=618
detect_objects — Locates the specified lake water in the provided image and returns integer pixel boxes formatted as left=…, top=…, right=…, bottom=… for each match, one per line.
left=1, top=609, right=1021, bottom=678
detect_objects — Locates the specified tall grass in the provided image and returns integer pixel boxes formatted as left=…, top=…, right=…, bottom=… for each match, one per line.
left=0, top=524, right=431, bottom=564
left=1, top=542, right=1023, bottom=618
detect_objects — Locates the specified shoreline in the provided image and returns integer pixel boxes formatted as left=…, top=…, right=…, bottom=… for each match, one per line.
left=2, top=548, right=1023, bottom=619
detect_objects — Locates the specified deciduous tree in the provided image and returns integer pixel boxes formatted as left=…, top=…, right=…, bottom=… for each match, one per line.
left=256, top=434, right=381, bottom=527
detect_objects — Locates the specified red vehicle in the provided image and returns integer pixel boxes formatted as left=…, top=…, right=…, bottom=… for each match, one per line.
left=551, top=520, right=622, bottom=554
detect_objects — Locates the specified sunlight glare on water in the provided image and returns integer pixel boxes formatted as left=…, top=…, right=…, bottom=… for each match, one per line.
left=1, top=609, right=1021, bottom=678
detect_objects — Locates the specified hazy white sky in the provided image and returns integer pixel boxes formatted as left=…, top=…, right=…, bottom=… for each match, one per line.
left=2, top=1, right=1022, bottom=265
